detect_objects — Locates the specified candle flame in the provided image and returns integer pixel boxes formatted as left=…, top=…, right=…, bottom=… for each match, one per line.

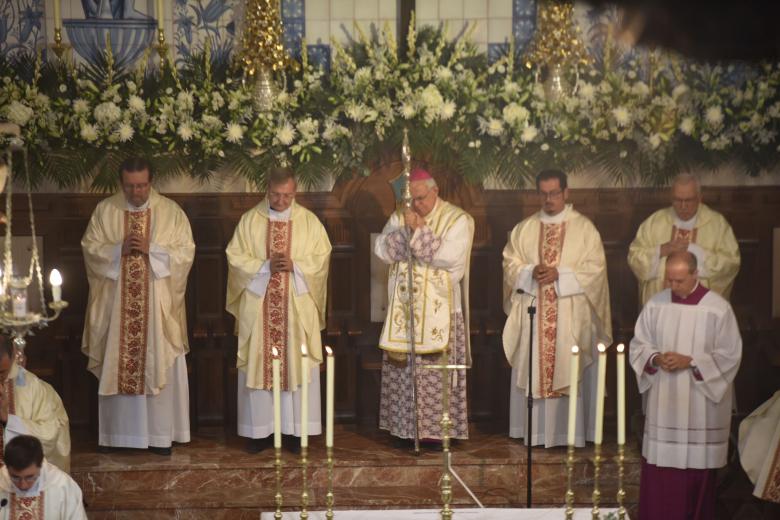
left=325, top=346, right=333, bottom=356
left=617, top=343, right=625, bottom=353
left=597, top=343, right=606, bottom=353
left=301, top=344, right=308, bottom=356
left=272, top=347, right=279, bottom=357
left=571, top=345, right=579, bottom=354
left=49, top=269, right=63, bottom=286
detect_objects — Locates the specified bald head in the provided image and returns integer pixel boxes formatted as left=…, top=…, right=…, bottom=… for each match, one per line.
left=665, top=251, right=699, bottom=298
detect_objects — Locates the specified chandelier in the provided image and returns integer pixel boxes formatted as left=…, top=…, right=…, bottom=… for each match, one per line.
left=0, top=123, right=68, bottom=366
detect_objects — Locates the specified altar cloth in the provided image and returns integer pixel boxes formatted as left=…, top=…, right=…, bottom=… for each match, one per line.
left=261, top=508, right=624, bottom=519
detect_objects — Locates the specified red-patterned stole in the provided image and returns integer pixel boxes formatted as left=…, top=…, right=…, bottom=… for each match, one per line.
left=118, top=209, right=151, bottom=395
left=262, top=220, right=293, bottom=390
left=0, top=379, right=15, bottom=466
left=537, top=221, right=566, bottom=398
left=10, top=491, right=44, bottom=519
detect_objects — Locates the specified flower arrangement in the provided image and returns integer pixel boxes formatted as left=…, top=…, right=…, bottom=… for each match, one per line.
left=1, top=19, right=779, bottom=191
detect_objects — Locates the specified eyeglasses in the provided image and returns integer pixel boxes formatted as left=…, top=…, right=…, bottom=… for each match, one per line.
left=9, top=475, right=39, bottom=484
left=269, top=192, right=295, bottom=201
left=538, top=189, right=563, bottom=200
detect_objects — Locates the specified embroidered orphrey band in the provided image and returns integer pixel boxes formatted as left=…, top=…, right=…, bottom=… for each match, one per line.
left=537, top=221, right=566, bottom=398
left=262, top=220, right=293, bottom=390
left=10, top=490, right=44, bottom=520
left=0, top=379, right=15, bottom=466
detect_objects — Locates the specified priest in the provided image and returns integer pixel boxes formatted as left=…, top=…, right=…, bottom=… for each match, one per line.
left=0, top=435, right=86, bottom=519
left=739, top=390, right=780, bottom=504
left=630, top=251, right=742, bottom=520
left=0, top=339, right=70, bottom=473
left=226, top=167, right=331, bottom=453
left=628, top=173, right=740, bottom=306
left=375, top=167, right=474, bottom=447
left=81, top=157, right=195, bottom=455
left=502, top=169, right=612, bottom=447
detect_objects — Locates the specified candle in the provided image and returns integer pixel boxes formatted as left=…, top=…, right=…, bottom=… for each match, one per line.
left=12, top=290, right=26, bottom=317
left=617, top=343, right=626, bottom=445
left=156, top=0, right=164, bottom=31
left=325, top=346, right=335, bottom=447
left=49, top=269, right=62, bottom=302
left=594, top=343, right=608, bottom=445
left=567, top=345, right=580, bottom=445
left=300, top=344, right=308, bottom=448
left=272, top=347, right=281, bottom=449
left=53, top=0, right=61, bottom=31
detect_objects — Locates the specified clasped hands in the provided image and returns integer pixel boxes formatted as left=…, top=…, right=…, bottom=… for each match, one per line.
left=652, top=352, right=693, bottom=372
left=121, top=233, right=150, bottom=256
left=660, top=237, right=690, bottom=257
left=270, top=254, right=293, bottom=273
left=403, top=209, right=425, bottom=231
left=533, top=264, right=559, bottom=285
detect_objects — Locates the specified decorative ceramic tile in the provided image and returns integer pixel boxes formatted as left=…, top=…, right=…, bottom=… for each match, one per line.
left=0, top=0, right=47, bottom=57
left=512, top=0, right=536, bottom=51
left=488, top=42, right=507, bottom=63
left=174, top=0, right=236, bottom=67
left=307, top=43, right=330, bottom=71
left=281, top=0, right=304, bottom=58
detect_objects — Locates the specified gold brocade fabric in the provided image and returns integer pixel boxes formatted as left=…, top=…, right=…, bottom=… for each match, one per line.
left=261, top=220, right=292, bottom=391
left=0, top=379, right=16, bottom=466
left=537, top=221, right=566, bottom=398
left=671, top=225, right=697, bottom=244
left=764, top=444, right=780, bottom=502
left=118, top=209, right=151, bottom=395
left=10, top=491, right=44, bottom=519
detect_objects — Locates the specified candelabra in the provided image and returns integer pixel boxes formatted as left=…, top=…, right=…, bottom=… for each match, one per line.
left=592, top=443, right=602, bottom=519
left=325, top=445, right=335, bottom=519
left=300, top=446, right=309, bottom=519
left=616, top=444, right=626, bottom=519
left=274, top=446, right=283, bottom=520
left=565, top=444, right=575, bottom=520
left=0, top=128, right=67, bottom=365
left=155, top=28, right=168, bottom=59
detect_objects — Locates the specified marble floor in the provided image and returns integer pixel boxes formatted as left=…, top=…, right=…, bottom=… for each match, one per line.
left=71, top=425, right=641, bottom=518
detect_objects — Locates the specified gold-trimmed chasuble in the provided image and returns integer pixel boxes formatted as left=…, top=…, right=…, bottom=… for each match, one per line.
left=0, top=379, right=16, bottom=466
left=262, top=220, right=292, bottom=391
left=10, top=491, right=44, bottom=519
left=537, top=221, right=566, bottom=398
left=118, top=209, right=151, bottom=395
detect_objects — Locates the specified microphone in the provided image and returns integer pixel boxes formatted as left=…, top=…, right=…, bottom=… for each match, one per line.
left=0, top=498, right=7, bottom=507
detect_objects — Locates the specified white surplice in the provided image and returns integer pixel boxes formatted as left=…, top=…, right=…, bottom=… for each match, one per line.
left=0, top=460, right=86, bottom=519
left=235, top=205, right=322, bottom=439
left=630, top=288, right=742, bottom=469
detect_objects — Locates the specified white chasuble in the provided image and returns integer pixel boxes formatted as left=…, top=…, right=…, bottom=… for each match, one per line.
left=628, top=203, right=740, bottom=305
left=377, top=200, right=474, bottom=360
left=630, top=288, right=742, bottom=469
left=0, top=461, right=87, bottom=520
left=739, top=390, right=780, bottom=503
left=1, top=364, right=71, bottom=474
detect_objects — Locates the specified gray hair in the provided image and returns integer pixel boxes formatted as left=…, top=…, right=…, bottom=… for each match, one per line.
left=672, top=173, right=701, bottom=194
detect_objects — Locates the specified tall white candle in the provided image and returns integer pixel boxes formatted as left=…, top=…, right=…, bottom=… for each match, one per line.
left=53, top=0, right=61, bottom=31
left=567, top=345, right=580, bottom=445
left=300, top=344, right=308, bottom=448
left=617, top=343, right=626, bottom=445
left=272, top=347, right=281, bottom=449
left=156, top=0, right=164, bottom=30
left=325, top=346, right=335, bottom=447
left=594, top=343, right=608, bottom=445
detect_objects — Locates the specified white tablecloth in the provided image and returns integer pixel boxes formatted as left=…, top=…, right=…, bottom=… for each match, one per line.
left=261, top=508, right=624, bottom=519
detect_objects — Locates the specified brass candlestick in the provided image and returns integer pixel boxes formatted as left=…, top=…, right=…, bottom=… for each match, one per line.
left=300, top=445, right=309, bottom=519
left=616, top=443, right=626, bottom=519
left=439, top=355, right=453, bottom=520
left=155, top=28, right=168, bottom=59
left=325, top=445, right=335, bottom=519
left=52, top=27, right=67, bottom=59
left=592, top=443, right=602, bottom=519
left=565, top=444, right=575, bottom=520
left=274, top=446, right=283, bottom=520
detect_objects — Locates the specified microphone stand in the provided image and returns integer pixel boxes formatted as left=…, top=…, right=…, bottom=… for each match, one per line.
left=524, top=292, right=536, bottom=508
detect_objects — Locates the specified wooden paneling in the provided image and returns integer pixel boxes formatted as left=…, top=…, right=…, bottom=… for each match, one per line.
left=13, top=174, right=780, bottom=434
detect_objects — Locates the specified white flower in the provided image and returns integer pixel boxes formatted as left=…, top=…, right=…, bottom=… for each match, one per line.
left=504, top=81, right=521, bottom=96
left=631, top=82, right=650, bottom=97
left=440, top=100, right=456, bottom=120
left=80, top=123, right=98, bottom=142
left=297, top=117, right=318, bottom=139
left=540, top=143, right=550, bottom=151
left=116, top=122, right=134, bottom=142
left=165, top=87, right=173, bottom=95
left=578, top=82, right=595, bottom=101
left=420, top=84, right=444, bottom=110
left=211, top=92, right=225, bottom=110
left=5, top=101, right=34, bottom=126
left=520, top=125, right=538, bottom=143
left=627, top=70, right=637, bottom=79
left=679, top=117, right=695, bottom=135
left=58, top=84, right=67, bottom=93
left=201, top=114, right=222, bottom=130
left=73, top=99, right=89, bottom=115
left=176, top=91, right=195, bottom=111
left=672, top=84, right=689, bottom=99
left=345, top=102, right=369, bottom=122
left=128, top=95, right=145, bottom=113
left=177, top=123, right=194, bottom=141
left=322, top=120, right=348, bottom=141
left=400, top=103, right=416, bottom=119
left=276, top=122, right=296, bottom=146
left=705, top=106, right=724, bottom=127
left=599, top=81, right=613, bottom=94
left=619, top=150, right=628, bottom=158
left=94, top=102, right=122, bottom=125
left=502, top=103, right=530, bottom=126
left=435, top=66, right=453, bottom=82
left=612, top=106, right=631, bottom=127
left=648, top=133, right=661, bottom=149
left=354, top=67, right=372, bottom=84
left=485, top=118, right=504, bottom=137
left=225, top=123, right=244, bottom=144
